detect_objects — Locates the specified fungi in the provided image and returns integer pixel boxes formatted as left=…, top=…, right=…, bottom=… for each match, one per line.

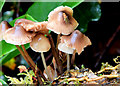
left=0, top=21, right=11, bottom=41
left=47, top=6, right=78, bottom=35
left=15, top=19, right=49, bottom=33
left=59, top=30, right=91, bottom=55
left=47, top=6, right=79, bottom=73
left=30, top=34, right=51, bottom=52
left=3, top=25, right=36, bottom=45
left=3, top=25, right=46, bottom=83
left=58, top=30, right=91, bottom=71
left=30, top=34, right=52, bottom=81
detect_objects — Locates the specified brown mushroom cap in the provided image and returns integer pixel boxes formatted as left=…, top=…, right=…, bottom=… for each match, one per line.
left=35, top=21, right=49, bottom=34
left=0, top=21, right=11, bottom=41
left=30, top=34, right=51, bottom=52
left=15, top=19, right=49, bottom=33
left=58, top=30, right=91, bottom=55
left=47, top=6, right=78, bottom=35
left=3, top=25, right=36, bottom=45
left=15, top=19, right=35, bottom=25
left=58, top=43, right=74, bottom=54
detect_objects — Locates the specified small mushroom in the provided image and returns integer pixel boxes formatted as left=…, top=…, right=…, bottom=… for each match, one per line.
left=58, top=43, right=74, bottom=54
left=58, top=30, right=91, bottom=71
left=0, top=21, right=11, bottom=41
left=3, top=25, right=36, bottom=45
left=35, top=21, right=49, bottom=34
left=15, top=19, right=49, bottom=33
left=30, top=34, right=52, bottom=81
left=47, top=6, right=79, bottom=35
left=30, top=34, right=51, bottom=52
left=58, top=30, right=91, bottom=55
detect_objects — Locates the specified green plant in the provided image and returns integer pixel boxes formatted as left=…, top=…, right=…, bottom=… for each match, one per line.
left=5, top=65, right=36, bottom=84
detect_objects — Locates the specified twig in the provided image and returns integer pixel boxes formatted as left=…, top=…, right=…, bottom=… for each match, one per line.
left=95, top=25, right=120, bottom=68
left=96, top=65, right=118, bottom=74
left=45, top=53, right=52, bottom=62
left=113, top=56, right=120, bottom=64
left=61, top=75, right=118, bottom=82
left=16, top=1, right=20, bottom=17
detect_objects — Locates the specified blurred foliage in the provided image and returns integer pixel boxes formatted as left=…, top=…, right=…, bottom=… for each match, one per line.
left=3, top=58, right=16, bottom=70
left=0, top=10, right=14, bottom=22
left=0, top=40, right=16, bottom=58
left=0, top=0, right=5, bottom=12
left=9, top=14, right=38, bottom=26
left=0, top=43, right=29, bottom=65
left=5, top=65, right=36, bottom=84
left=0, top=79, right=8, bottom=86
left=74, top=2, right=101, bottom=33
left=0, top=71, right=7, bottom=82
left=0, top=71, right=8, bottom=86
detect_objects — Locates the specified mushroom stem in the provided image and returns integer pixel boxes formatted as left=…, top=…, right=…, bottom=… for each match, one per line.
left=56, top=34, right=61, bottom=54
left=67, top=54, right=70, bottom=72
left=41, top=52, right=52, bottom=81
left=71, top=50, right=76, bottom=65
left=15, top=45, right=43, bottom=84
left=21, top=45, right=47, bottom=81
left=21, top=45, right=35, bottom=68
left=53, top=57, right=57, bottom=78
left=48, top=34, right=63, bottom=74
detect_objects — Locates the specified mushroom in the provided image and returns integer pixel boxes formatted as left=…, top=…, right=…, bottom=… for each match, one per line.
left=3, top=25, right=45, bottom=83
left=47, top=6, right=79, bottom=35
left=15, top=19, right=49, bottom=33
left=47, top=6, right=79, bottom=73
left=0, top=21, right=11, bottom=41
left=58, top=30, right=91, bottom=71
left=59, top=30, right=91, bottom=54
left=30, top=34, right=52, bottom=81
left=3, top=25, right=36, bottom=45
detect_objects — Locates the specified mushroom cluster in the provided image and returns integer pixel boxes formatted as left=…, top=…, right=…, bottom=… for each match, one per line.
left=47, top=6, right=91, bottom=72
left=0, top=19, right=50, bottom=83
left=0, top=6, right=92, bottom=83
